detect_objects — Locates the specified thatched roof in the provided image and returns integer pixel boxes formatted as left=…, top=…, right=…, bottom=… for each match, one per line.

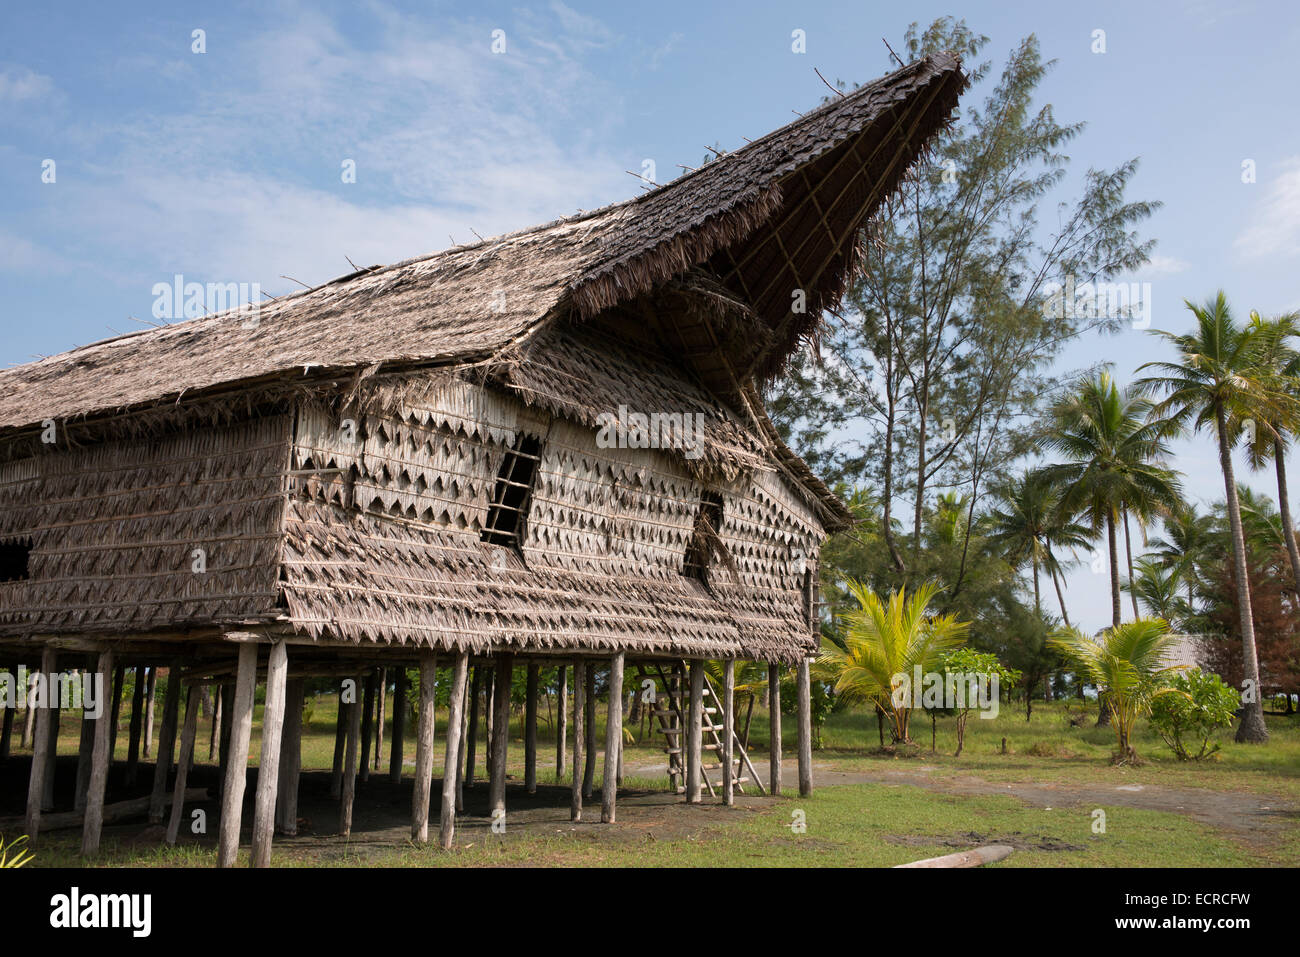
left=0, top=52, right=965, bottom=530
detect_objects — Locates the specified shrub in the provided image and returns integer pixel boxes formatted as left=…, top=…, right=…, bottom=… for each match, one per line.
left=1148, top=669, right=1239, bottom=760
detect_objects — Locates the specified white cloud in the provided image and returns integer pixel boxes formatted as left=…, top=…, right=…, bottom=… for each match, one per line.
left=1139, top=253, right=1190, bottom=277
left=1234, top=156, right=1300, bottom=260
left=0, top=66, right=55, bottom=103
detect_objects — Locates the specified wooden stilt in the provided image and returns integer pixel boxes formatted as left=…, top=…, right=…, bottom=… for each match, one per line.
left=489, top=654, right=513, bottom=816
left=440, top=652, right=469, bottom=850
left=107, top=664, right=124, bottom=765
left=82, top=647, right=115, bottom=856
left=374, top=666, right=386, bottom=772
left=143, top=666, right=157, bottom=759
left=797, top=658, right=813, bottom=797
left=339, top=671, right=363, bottom=838
left=217, top=682, right=233, bottom=797
left=249, top=641, right=287, bottom=868
left=570, top=659, right=585, bottom=822
left=206, top=683, right=220, bottom=760
left=602, top=652, right=624, bottom=823
left=455, top=683, right=468, bottom=812
left=556, top=664, right=567, bottom=780
left=768, top=663, right=782, bottom=796
left=723, top=659, right=736, bottom=806
left=465, top=666, right=481, bottom=786
left=411, top=652, right=438, bottom=843
left=330, top=688, right=346, bottom=799
left=42, top=694, right=60, bottom=811
left=582, top=665, right=596, bottom=799
left=389, top=666, right=407, bottom=785
left=0, top=668, right=14, bottom=762
left=147, top=660, right=182, bottom=823
left=166, top=686, right=200, bottom=845
left=524, top=663, right=538, bottom=794
left=20, top=671, right=35, bottom=749
left=686, top=660, right=703, bottom=804
left=276, top=679, right=303, bottom=836
left=483, top=668, right=496, bottom=773
left=74, top=656, right=97, bottom=811
left=359, top=667, right=376, bottom=784
left=25, top=645, right=57, bottom=839
left=125, top=665, right=145, bottom=786
left=216, top=643, right=258, bottom=868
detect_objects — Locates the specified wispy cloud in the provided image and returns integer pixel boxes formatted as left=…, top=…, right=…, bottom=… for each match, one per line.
left=1234, top=156, right=1300, bottom=261
left=0, top=66, right=55, bottom=103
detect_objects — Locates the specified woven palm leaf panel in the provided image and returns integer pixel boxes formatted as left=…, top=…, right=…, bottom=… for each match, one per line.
left=0, top=415, right=290, bottom=635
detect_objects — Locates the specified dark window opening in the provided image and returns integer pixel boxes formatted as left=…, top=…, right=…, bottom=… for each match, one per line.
left=683, top=490, right=724, bottom=582
left=0, top=539, right=32, bottom=582
left=481, top=435, right=542, bottom=549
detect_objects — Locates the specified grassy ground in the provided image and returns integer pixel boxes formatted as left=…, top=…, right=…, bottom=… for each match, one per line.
left=6, top=692, right=1298, bottom=867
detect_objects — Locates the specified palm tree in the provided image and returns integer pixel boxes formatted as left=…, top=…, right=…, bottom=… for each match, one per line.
left=1050, top=619, right=1185, bottom=763
left=1242, top=310, right=1300, bottom=597
left=814, top=582, right=968, bottom=745
left=1123, top=557, right=1188, bottom=626
left=1136, top=291, right=1298, bottom=742
left=1149, top=501, right=1215, bottom=607
left=1038, top=372, right=1184, bottom=631
left=986, top=470, right=1091, bottom=624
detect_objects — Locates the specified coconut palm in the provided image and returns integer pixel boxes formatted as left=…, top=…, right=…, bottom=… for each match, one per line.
left=1242, top=310, right=1300, bottom=597
left=1038, top=372, right=1184, bottom=631
left=1149, top=501, right=1215, bottom=606
left=986, top=470, right=1091, bottom=624
left=1135, top=291, right=1298, bottom=742
left=1049, top=619, right=1185, bottom=763
left=1123, top=557, right=1189, bottom=626
left=814, top=581, right=968, bottom=745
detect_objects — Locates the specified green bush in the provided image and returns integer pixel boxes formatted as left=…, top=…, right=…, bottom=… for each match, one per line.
left=1148, top=669, right=1239, bottom=761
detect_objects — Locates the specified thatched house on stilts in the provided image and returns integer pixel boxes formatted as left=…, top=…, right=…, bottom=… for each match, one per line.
left=0, top=53, right=965, bottom=864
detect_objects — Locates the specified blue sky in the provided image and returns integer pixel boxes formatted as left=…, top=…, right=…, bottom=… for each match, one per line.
left=2, top=0, right=1299, bottom=632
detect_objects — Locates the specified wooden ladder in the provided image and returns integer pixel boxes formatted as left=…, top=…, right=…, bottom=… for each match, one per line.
left=635, top=661, right=766, bottom=798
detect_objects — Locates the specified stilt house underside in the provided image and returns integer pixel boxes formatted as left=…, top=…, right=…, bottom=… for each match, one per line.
left=0, top=53, right=966, bottom=666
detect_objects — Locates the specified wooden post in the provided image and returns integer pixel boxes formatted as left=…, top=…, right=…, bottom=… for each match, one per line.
left=217, top=642, right=258, bottom=868
left=768, top=663, right=782, bottom=796
left=797, top=658, right=813, bottom=798
left=107, top=664, right=124, bottom=765
left=207, top=683, right=221, bottom=761
left=20, top=671, right=35, bottom=749
left=389, top=666, right=407, bottom=785
left=81, top=647, right=115, bottom=856
left=330, top=690, right=346, bottom=799
left=359, top=668, right=376, bottom=784
left=483, top=668, right=496, bottom=772
left=524, top=663, right=538, bottom=794
left=582, top=665, right=596, bottom=799
left=250, top=640, right=288, bottom=868
left=465, top=666, right=481, bottom=786
left=74, top=656, right=96, bottom=812
left=456, top=688, right=468, bottom=812
left=722, top=659, right=735, bottom=807
left=339, top=671, right=363, bottom=838
left=570, top=659, right=585, bottom=822
left=125, top=664, right=145, bottom=786
left=489, top=654, right=513, bottom=816
left=25, top=645, right=57, bottom=839
left=686, top=660, right=703, bottom=804
left=166, top=686, right=200, bottom=845
left=217, top=682, right=233, bottom=796
left=42, top=693, right=60, bottom=811
left=601, top=652, right=624, bottom=823
left=143, top=666, right=158, bottom=759
left=374, top=666, right=386, bottom=772
left=148, top=660, right=182, bottom=823
left=276, top=679, right=304, bottom=836
left=440, top=652, right=469, bottom=850
left=411, top=652, right=438, bottom=843
left=556, top=664, right=567, bottom=779
left=0, top=669, right=13, bottom=762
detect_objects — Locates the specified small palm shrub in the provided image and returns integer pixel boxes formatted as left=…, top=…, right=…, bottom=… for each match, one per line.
left=1148, top=669, right=1240, bottom=760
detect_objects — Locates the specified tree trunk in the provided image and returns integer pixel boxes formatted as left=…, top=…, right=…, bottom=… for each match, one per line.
left=440, top=653, right=469, bottom=849
left=1107, top=509, right=1122, bottom=629
left=556, top=665, right=567, bottom=780
left=250, top=640, right=287, bottom=868
left=1217, top=402, right=1269, bottom=742
left=1274, top=437, right=1300, bottom=599
left=1048, top=550, right=1072, bottom=627
left=1123, top=504, right=1140, bottom=619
